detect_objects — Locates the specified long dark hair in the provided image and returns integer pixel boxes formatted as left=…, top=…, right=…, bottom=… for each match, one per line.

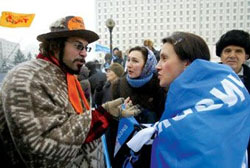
left=39, top=38, right=66, bottom=57
left=39, top=37, right=79, bottom=74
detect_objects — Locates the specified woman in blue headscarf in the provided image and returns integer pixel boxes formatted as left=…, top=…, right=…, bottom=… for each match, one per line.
left=109, top=46, right=166, bottom=167
left=113, top=46, right=166, bottom=122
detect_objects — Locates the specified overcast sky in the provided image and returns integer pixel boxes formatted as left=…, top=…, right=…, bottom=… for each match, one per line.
left=0, top=0, right=96, bottom=57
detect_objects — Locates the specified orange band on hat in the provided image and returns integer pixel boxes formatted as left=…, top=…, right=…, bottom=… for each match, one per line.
left=67, top=16, right=85, bottom=30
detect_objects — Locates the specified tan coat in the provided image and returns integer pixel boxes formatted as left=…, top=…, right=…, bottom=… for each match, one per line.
left=0, top=59, right=103, bottom=168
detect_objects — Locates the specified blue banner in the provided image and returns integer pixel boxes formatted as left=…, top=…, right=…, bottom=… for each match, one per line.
left=95, top=44, right=110, bottom=53
left=151, top=59, right=250, bottom=168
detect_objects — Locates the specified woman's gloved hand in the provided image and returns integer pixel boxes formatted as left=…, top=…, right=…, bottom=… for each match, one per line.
left=102, top=97, right=141, bottom=118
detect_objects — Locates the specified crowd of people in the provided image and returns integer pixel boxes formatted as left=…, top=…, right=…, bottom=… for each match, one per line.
left=0, top=15, right=249, bottom=168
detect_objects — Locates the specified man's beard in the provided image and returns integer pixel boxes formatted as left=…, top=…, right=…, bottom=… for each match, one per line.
left=59, top=51, right=81, bottom=75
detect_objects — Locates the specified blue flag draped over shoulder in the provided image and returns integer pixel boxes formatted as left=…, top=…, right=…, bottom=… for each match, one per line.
left=151, top=59, right=250, bottom=168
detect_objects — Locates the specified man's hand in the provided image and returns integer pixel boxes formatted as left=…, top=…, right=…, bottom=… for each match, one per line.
left=102, top=97, right=141, bottom=118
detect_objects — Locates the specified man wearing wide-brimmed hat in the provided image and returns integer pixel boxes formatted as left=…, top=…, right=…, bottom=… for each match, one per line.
left=0, top=16, right=141, bottom=168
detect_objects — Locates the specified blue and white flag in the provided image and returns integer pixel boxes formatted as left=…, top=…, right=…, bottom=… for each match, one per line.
left=95, top=44, right=110, bottom=53
left=114, top=117, right=139, bottom=157
left=150, top=59, right=250, bottom=168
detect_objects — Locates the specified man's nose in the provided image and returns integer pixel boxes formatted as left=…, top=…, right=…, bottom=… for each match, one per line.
left=79, top=49, right=87, bottom=57
left=228, top=51, right=236, bottom=58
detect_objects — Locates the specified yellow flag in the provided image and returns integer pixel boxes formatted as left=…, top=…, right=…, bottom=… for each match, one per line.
left=0, top=11, right=35, bottom=28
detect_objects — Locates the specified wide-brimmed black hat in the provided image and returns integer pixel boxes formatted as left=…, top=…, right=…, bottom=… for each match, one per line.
left=37, top=16, right=99, bottom=43
left=216, top=30, right=250, bottom=59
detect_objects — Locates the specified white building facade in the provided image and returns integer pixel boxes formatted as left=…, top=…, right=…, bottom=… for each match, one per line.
left=96, top=0, right=250, bottom=62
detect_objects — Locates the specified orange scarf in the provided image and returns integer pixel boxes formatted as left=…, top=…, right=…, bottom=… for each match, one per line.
left=37, top=53, right=89, bottom=114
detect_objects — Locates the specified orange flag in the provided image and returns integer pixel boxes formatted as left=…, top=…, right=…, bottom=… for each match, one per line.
left=0, top=11, right=35, bottom=28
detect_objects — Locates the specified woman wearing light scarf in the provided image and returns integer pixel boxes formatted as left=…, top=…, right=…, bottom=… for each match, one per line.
left=109, top=46, right=166, bottom=167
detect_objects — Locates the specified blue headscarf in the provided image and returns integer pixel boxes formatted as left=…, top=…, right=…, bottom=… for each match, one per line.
left=126, top=47, right=157, bottom=88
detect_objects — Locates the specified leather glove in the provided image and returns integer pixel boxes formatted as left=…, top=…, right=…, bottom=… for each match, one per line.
left=120, top=103, right=141, bottom=117
left=102, top=98, right=141, bottom=118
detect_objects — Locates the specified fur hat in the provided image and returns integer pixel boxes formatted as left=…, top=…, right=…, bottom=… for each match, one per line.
left=37, top=16, right=99, bottom=43
left=108, top=63, right=124, bottom=77
left=216, top=30, right=250, bottom=59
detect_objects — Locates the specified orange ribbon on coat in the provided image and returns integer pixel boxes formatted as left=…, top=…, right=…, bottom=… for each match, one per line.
left=37, top=53, right=89, bottom=114
left=67, top=73, right=90, bottom=113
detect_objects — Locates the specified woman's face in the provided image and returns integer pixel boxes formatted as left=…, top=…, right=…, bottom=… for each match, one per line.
left=156, top=43, right=188, bottom=87
left=106, top=69, right=118, bottom=82
left=126, top=50, right=145, bottom=78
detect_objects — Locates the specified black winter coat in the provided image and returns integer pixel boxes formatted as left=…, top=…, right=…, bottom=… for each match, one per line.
left=242, top=64, right=250, bottom=92
left=109, top=73, right=166, bottom=167
left=112, top=73, right=166, bottom=122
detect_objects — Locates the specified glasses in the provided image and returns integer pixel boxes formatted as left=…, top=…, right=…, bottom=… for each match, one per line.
left=66, top=41, right=92, bottom=52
